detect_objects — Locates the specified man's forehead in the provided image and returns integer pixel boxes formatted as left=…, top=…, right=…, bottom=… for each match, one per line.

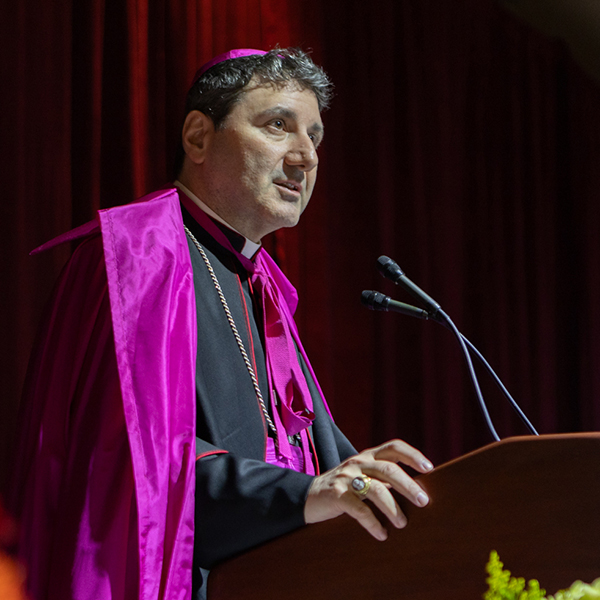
left=236, top=80, right=322, bottom=119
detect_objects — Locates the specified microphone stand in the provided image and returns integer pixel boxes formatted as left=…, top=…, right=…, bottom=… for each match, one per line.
left=362, top=255, right=539, bottom=440
left=361, top=290, right=538, bottom=437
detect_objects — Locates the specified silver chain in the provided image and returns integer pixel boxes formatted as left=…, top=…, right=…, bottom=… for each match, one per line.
left=183, top=224, right=278, bottom=436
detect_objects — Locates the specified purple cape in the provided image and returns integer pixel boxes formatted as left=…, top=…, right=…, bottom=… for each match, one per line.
left=11, top=187, right=330, bottom=600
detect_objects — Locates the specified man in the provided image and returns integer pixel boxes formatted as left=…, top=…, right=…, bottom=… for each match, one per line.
left=11, top=48, right=433, bottom=600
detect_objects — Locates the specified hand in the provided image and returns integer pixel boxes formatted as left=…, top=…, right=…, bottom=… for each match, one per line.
left=304, top=439, right=433, bottom=541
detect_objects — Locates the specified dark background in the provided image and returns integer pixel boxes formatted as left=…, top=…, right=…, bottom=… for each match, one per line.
left=2, top=0, right=600, bottom=492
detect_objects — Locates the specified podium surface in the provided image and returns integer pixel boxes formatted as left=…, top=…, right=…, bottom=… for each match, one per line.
left=208, top=433, right=600, bottom=599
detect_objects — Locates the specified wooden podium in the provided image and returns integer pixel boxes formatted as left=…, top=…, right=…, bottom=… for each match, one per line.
left=208, top=433, right=600, bottom=599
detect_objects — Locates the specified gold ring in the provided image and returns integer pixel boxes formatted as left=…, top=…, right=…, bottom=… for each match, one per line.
left=351, top=474, right=371, bottom=498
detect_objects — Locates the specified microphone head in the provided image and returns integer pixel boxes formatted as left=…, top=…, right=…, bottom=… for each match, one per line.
left=361, top=290, right=387, bottom=311
left=377, top=256, right=404, bottom=283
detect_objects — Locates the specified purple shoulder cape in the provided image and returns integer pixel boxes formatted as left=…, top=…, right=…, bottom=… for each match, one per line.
left=12, top=189, right=196, bottom=600
left=11, top=187, right=332, bottom=599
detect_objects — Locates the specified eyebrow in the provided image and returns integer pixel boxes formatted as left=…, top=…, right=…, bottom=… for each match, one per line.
left=260, top=106, right=325, bottom=138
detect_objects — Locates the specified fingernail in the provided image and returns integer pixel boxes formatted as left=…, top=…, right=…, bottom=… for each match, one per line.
left=416, top=492, right=429, bottom=507
left=377, top=529, right=388, bottom=541
left=422, top=460, right=434, bottom=471
left=396, top=515, right=407, bottom=529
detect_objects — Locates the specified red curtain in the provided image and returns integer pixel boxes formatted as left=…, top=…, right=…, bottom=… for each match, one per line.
left=2, top=0, right=600, bottom=489
left=305, top=1, right=600, bottom=461
left=0, top=0, right=323, bottom=490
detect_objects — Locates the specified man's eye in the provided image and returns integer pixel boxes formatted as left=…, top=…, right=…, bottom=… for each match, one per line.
left=270, top=119, right=284, bottom=129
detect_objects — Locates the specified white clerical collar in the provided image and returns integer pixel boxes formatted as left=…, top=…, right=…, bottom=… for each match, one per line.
left=174, top=180, right=261, bottom=260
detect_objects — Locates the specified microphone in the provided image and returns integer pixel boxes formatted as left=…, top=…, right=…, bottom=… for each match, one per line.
left=376, top=256, right=441, bottom=318
left=368, top=256, right=539, bottom=439
left=361, top=290, right=430, bottom=320
left=366, top=284, right=500, bottom=441
left=363, top=289, right=538, bottom=436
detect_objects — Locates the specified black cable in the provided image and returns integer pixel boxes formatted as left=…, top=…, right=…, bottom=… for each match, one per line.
left=435, top=308, right=501, bottom=442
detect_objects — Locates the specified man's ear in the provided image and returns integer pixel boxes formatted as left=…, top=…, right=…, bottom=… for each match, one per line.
left=181, top=110, right=214, bottom=165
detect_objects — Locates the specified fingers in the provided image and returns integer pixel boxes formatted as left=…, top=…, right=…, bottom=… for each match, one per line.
left=348, top=439, right=433, bottom=507
left=305, top=466, right=412, bottom=540
left=360, top=477, right=407, bottom=530
left=366, top=439, right=434, bottom=474
left=338, top=472, right=421, bottom=542
left=343, top=446, right=431, bottom=505
left=304, top=439, right=433, bottom=542
left=342, top=487, right=394, bottom=541
left=358, top=459, right=430, bottom=508
left=325, top=475, right=408, bottom=541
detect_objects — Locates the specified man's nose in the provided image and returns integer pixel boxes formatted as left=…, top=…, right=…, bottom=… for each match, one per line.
left=285, top=134, right=318, bottom=172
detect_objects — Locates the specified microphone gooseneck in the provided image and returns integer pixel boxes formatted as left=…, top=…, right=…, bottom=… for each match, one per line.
left=368, top=256, right=539, bottom=440
left=362, top=289, right=538, bottom=437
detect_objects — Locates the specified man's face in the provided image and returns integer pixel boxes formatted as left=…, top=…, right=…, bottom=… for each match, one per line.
left=201, top=81, right=324, bottom=242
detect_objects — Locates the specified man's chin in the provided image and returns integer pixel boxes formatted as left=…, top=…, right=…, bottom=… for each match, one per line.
left=259, top=211, right=302, bottom=238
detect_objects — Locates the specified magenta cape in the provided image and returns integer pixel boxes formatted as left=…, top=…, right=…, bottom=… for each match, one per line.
left=11, top=187, right=330, bottom=600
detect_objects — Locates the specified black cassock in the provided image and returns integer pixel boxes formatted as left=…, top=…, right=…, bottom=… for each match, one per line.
left=181, top=206, right=356, bottom=598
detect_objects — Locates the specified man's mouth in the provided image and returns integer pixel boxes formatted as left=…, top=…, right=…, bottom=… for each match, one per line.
left=275, top=180, right=302, bottom=194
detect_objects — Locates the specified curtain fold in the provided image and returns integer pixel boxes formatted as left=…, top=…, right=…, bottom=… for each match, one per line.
left=1, top=0, right=74, bottom=491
